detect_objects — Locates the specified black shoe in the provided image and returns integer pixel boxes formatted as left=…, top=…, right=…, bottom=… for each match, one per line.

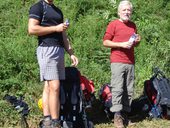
left=122, top=112, right=136, bottom=127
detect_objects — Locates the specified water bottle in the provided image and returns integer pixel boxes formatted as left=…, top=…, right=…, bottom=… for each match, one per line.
left=65, top=19, right=69, bottom=26
left=129, top=33, right=137, bottom=43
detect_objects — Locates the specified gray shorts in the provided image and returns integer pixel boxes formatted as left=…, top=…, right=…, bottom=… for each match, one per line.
left=36, top=46, right=65, bottom=81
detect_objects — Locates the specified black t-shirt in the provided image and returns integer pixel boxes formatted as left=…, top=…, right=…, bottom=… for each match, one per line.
left=29, top=0, right=64, bottom=47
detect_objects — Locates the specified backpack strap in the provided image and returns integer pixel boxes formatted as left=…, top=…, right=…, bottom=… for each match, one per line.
left=60, top=81, right=66, bottom=121
left=41, top=0, right=47, bottom=24
left=152, top=77, right=161, bottom=105
left=151, top=67, right=165, bottom=105
left=38, top=0, right=47, bottom=25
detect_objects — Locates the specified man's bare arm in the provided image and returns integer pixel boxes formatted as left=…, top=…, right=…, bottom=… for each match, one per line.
left=28, top=18, right=68, bottom=36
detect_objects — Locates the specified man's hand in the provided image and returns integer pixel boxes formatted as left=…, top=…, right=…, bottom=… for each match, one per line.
left=70, top=55, right=78, bottom=66
left=120, top=34, right=141, bottom=49
left=135, top=34, right=141, bottom=42
left=55, top=23, right=69, bottom=32
left=120, top=41, right=134, bottom=49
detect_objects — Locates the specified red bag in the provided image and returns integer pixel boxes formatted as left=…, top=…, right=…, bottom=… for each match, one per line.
left=80, top=75, right=95, bottom=102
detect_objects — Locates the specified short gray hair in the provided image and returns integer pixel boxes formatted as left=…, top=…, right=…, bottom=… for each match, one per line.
left=118, top=0, right=133, bottom=12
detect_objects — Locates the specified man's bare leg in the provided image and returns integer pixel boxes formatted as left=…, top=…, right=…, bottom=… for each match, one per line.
left=42, top=81, right=50, bottom=116
left=48, top=80, right=60, bottom=119
left=41, top=81, right=51, bottom=128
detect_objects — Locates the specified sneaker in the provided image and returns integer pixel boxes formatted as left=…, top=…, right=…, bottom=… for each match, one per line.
left=114, top=114, right=125, bottom=128
left=39, top=118, right=52, bottom=128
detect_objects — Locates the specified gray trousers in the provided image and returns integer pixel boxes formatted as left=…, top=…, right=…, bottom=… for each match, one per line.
left=110, top=63, right=134, bottom=113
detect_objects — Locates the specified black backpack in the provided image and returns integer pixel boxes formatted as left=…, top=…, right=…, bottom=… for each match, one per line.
left=60, top=67, right=94, bottom=128
left=144, top=67, right=170, bottom=119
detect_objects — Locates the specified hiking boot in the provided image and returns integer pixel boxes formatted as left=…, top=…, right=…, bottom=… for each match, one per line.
left=121, top=112, right=136, bottom=127
left=51, top=120, right=61, bottom=128
left=39, top=118, right=52, bottom=128
left=114, top=114, right=125, bottom=128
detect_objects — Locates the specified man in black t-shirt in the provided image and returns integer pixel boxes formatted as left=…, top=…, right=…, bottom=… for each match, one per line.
left=28, top=0, right=78, bottom=128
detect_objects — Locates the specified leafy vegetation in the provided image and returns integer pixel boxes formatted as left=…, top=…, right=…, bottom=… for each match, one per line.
left=0, top=0, right=169, bottom=127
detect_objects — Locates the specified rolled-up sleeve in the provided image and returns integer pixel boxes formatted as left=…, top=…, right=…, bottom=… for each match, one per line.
left=103, top=22, right=115, bottom=41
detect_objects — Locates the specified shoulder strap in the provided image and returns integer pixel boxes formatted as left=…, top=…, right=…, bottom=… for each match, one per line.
left=152, top=77, right=161, bottom=105
left=39, top=0, right=47, bottom=24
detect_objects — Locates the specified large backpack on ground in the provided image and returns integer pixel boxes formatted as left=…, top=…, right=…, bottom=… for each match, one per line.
left=98, top=83, right=114, bottom=120
left=144, top=67, right=170, bottom=119
left=98, top=84, right=150, bottom=120
left=60, top=67, right=95, bottom=128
